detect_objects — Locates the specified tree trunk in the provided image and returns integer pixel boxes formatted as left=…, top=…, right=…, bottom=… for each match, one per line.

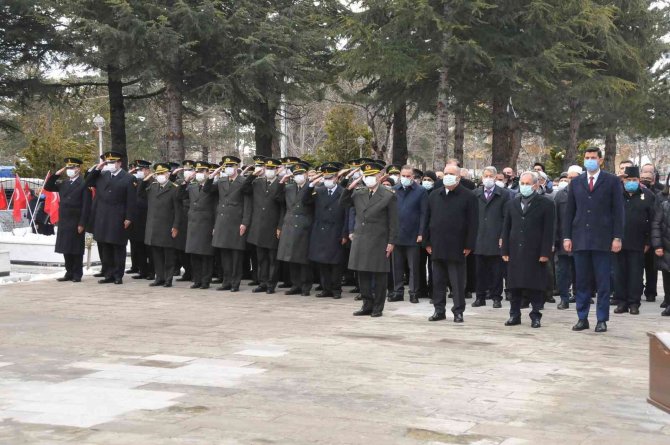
left=509, top=125, right=522, bottom=170
left=435, top=2, right=451, bottom=170
left=454, top=105, right=465, bottom=167
left=202, top=116, right=209, bottom=161
left=391, top=101, right=408, bottom=165
left=253, top=101, right=277, bottom=158
left=491, top=93, right=510, bottom=169
left=107, top=64, right=127, bottom=165
left=165, top=79, right=185, bottom=161
left=565, top=98, right=582, bottom=170
left=604, top=131, right=617, bottom=173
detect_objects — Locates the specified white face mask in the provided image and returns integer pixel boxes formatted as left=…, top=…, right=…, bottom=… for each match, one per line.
left=364, top=176, right=377, bottom=188
left=324, top=179, right=336, bottom=189
left=443, top=174, right=458, bottom=187
left=294, top=174, right=306, bottom=185
left=390, top=175, right=399, bottom=183
left=156, top=174, right=168, bottom=185
left=225, top=166, right=236, bottom=176
left=103, top=163, right=116, bottom=172
left=66, top=168, right=77, bottom=178
left=352, top=170, right=362, bottom=179
left=495, top=180, right=505, bottom=188
left=482, top=177, right=495, bottom=189
left=265, top=169, right=276, bottom=179
left=134, top=171, right=145, bottom=179
left=183, top=170, right=195, bottom=180
left=422, top=180, right=434, bottom=190
left=557, top=181, right=569, bottom=190
left=400, top=177, right=412, bottom=187
left=195, top=172, right=206, bottom=182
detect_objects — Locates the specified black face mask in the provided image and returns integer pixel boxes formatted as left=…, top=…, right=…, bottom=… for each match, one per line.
left=641, top=180, right=653, bottom=188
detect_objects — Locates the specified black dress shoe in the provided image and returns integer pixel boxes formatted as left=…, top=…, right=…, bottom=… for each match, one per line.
left=662, top=307, right=670, bottom=316
left=387, top=295, right=403, bottom=302
left=316, top=291, right=333, bottom=298
left=163, top=281, right=172, bottom=288
left=57, top=276, right=72, bottom=282
left=72, top=278, right=81, bottom=283
left=132, top=274, right=147, bottom=279
left=125, top=268, right=138, bottom=274
left=175, top=276, right=191, bottom=282
left=230, top=287, right=239, bottom=292
left=190, top=283, right=202, bottom=289
left=572, top=319, right=590, bottom=331
left=492, top=300, right=502, bottom=309
left=661, top=301, right=668, bottom=308
left=370, top=312, right=383, bottom=318
left=114, top=278, right=123, bottom=285
left=278, top=282, right=292, bottom=289
left=595, top=321, right=607, bottom=332
left=285, top=288, right=301, bottom=295
left=505, top=317, right=521, bottom=326
left=149, top=280, right=165, bottom=287
left=453, top=313, right=464, bottom=323
left=353, top=304, right=373, bottom=316
left=354, top=295, right=363, bottom=301
left=471, top=299, right=486, bottom=307
left=332, top=294, right=341, bottom=299
left=569, top=296, right=576, bottom=303
left=219, top=284, right=232, bottom=291
left=266, top=287, right=275, bottom=294
left=531, top=319, right=541, bottom=328
left=350, top=287, right=360, bottom=293
left=545, top=296, right=556, bottom=303
left=301, top=291, right=310, bottom=296
left=93, top=272, right=105, bottom=278
left=98, top=278, right=114, bottom=284
left=252, top=286, right=267, bottom=293
left=557, top=301, right=569, bottom=310
left=409, top=296, right=419, bottom=304
left=629, top=306, right=639, bottom=315
left=200, top=284, right=210, bottom=290
left=428, top=312, right=446, bottom=322
left=613, top=305, right=628, bottom=314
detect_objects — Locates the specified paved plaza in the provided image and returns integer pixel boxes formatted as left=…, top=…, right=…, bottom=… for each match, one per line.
left=0, top=273, right=669, bottom=444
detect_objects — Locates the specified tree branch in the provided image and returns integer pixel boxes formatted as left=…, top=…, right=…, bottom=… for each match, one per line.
left=124, top=87, right=166, bottom=101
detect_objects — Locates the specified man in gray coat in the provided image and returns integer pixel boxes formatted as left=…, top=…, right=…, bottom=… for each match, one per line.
left=341, top=162, right=399, bottom=318
left=138, top=163, right=182, bottom=288
left=277, top=162, right=314, bottom=296
left=205, top=156, right=252, bottom=292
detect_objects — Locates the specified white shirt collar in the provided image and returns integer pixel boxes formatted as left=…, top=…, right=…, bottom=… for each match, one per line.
left=588, top=169, right=601, bottom=183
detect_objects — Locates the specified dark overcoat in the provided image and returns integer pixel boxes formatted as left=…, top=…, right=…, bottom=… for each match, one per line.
left=501, top=194, right=555, bottom=291
left=204, top=175, right=252, bottom=251
left=621, top=188, right=655, bottom=251
left=303, top=184, right=348, bottom=265
left=128, top=176, right=148, bottom=242
left=179, top=181, right=217, bottom=256
left=243, top=175, right=285, bottom=250
left=43, top=173, right=92, bottom=255
left=473, top=185, right=511, bottom=256
left=138, top=180, right=182, bottom=248
left=554, top=187, right=570, bottom=255
left=425, top=184, right=478, bottom=262
left=277, top=184, right=313, bottom=264
left=85, top=169, right=136, bottom=246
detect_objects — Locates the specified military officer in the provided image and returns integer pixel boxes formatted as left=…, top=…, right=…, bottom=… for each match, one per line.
left=128, top=160, right=154, bottom=280
left=204, top=156, right=252, bottom=292
left=277, top=162, right=314, bottom=296
left=243, top=157, right=286, bottom=294
left=171, top=160, right=194, bottom=282
left=138, top=163, right=183, bottom=287
left=244, top=155, right=267, bottom=285
left=85, top=151, right=136, bottom=284
left=44, top=157, right=92, bottom=282
left=340, top=162, right=399, bottom=317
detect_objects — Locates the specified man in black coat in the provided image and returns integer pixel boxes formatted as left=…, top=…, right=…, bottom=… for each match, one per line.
left=138, top=163, right=182, bottom=287
left=243, top=158, right=286, bottom=294
left=303, top=163, right=349, bottom=299
left=128, top=160, right=154, bottom=280
left=554, top=166, right=582, bottom=309
left=44, top=157, right=92, bottom=282
left=613, top=166, right=655, bottom=315
left=501, top=172, right=555, bottom=328
left=472, top=166, right=511, bottom=308
left=171, top=160, right=194, bottom=282
left=425, top=164, right=478, bottom=323
left=85, top=151, right=136, bottom=284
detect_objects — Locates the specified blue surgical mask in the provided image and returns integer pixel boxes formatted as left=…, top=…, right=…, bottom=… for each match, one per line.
left=624, top=181, right=639, bottom=193
left=584, top=159, right=599, bottom=172
left=400, top=177, right=412, bottom=187
left=422, top=180, right=434, bottom=190
left=519, top=185, right=534, bottom=197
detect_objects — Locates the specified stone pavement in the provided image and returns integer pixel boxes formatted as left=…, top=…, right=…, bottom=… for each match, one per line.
left=0, top=275, right=669, bottom=445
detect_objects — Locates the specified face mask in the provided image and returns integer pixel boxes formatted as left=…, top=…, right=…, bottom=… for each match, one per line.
left=519, top=184, right=534, bottom=197
left=103, top=163, right=116, bottom=172
left=156, top=175, right=168, bottom=185
left=400, top=177, right=412, bottom=187
left=183, top=170, right=195, bottom=180
left=195, top=172, right=206, bottom=182
left=265, top=169, right=276, bottom=180
left=641, top=180, right=652, bottom=188
left=584, top=159, right=599, bottom=172
left=482, top=178, right=495, bottom=189
left=625, top=181, right=640, bottom=192
left=364, top=176, right=377, bottom=188
left=557, top=181, right=568, bottom=190
left=225, top=166, right=236, bottom=176
left=443, top=174, right=458, bottom=187
left=134, top=171, right=145, bottom=180
left=390, top=175, right=399, bottom=183
left=294, top=174, right=306, bottom=185
left=66, top=168, right=77, bottom=178
left=352, top=170, right=362, bottom=179
left=495, top=180, right=505, bottom=188
left=422, top=181, right=434, bottom=190
left=324, top=179, right=336, bottom=189
left=383, top=185, right=392, bottom=190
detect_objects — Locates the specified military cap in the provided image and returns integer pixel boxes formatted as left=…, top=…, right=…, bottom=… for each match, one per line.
left=320, top=163, right=340, bottom=175
left=624, top=166, right=640, bottom=178
left=222, top=155, right=241, bottom=165
left=64, top=157, right=83, bottom=167
left=208, top=163, right=218, bottom=172
left=181, top=160, right=195, bottom=169
left=265, top=158, right=281, bottom=168
left=135, top=159, right=152, bottom=169
left=253, top=155, right=268, bottom=165
left=168, top=161, right=181, bottom=170
left=375, top=159, right=387, bottom=167
left=361, top=162, right=384, bottom=177
left=195, top=161, right=209, bottom=170
left=292, top=162, right=309, bottom=174
left=153, top=162, right=171, bottom=174
left=359, top=157, right=375, bottom=164
left=103, top=151, right=123, bottom=162
left=281, top=156, right=301, bottom=166
left=386, top=164, right=401, bottom=175
left=348, top=158, right=362, bottom=168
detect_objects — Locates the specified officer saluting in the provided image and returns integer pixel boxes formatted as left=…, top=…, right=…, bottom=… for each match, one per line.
left=44, top=157, right=92, bottom=283
left=138, top=163, right=183, bottom=288
left=85, top=151, right=136, bottom=284
left=127, top=160, right=154, bottom=280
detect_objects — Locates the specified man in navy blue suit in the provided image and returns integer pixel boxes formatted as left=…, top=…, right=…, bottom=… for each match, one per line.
left=564, top=147, right=625, bottom=333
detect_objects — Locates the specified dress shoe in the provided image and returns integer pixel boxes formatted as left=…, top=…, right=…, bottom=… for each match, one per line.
left=176, top=276, right=191, bottom=282
left=354, top=295, right=363, bottom=301
left=315, top=285, right=323, bottom=291
left=453, top=313, right=464, bottom=323
left=266, top=287, right=275, bottom=294
left=284, top=288, right=302, bottom=295
left=125, top=268, right=138, bottom=274
left=531, top=319, right=541, bottom=328
left=219, top=284, right=232, bottom=291
left=492, top=300, right=502, bottom=309
left=98, top=278, right=114, bottom=284
left=132, top=274, right=147, bottom=279
left=72, top=278, right=81, bottom=283
left=387, top=295, right=403, bottom=302
left=572, top=319, right=590, bottom=331
left=230, top=287, right=239, bottom=292
left=145, top=275, right=155, bottom=280
left=149, top=280, right=165, bottom=287
left=350, top=286, right=360, bottom=293
left=114, top=278, right=123, bottom=285
left=557, top=301, right=569, bottom=310
left=301, top=291, right=311, bottom=296
left=370, top=312, right=383, bottom=318
left=252, top=286, right=267, bottom=293
left=332, top=294, right=341, bottom=299
left=545, top=296, right=556, bottom=303
left=278, top=282, right=292, bottom=289
left=629, top=305, right=639, bottom=315
left=661, top=301, right=668, bottom=308
left=662, top=307, right=670, bottom=316
left=200, top=284, right=210, bottom=290
left=505, top=317, right=521, bottom=326
left=595, top=321, right=607, bottom=332
left=569, top=295, right=576, bottom=303
left=471, top=299, right=486, bottom=307
left=190, top=283, right=202, bottom=289
left=646, top=296, right=656, bottom=302
left=316, top=291, right=333, bottom=298
left=428, top=312, right=446, bottom=322
left=353, top=305, right=373, bottom=316
left=614, top=305, right=628, bottom=314
left=163, top=281, right=172, bottom=288
left=93, top=272, right=105, bottom=278
left=57, top=276, right=72, bottom=282
left=409, top=295, right=419, bottom=304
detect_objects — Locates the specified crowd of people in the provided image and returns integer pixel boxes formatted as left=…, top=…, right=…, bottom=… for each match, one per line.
left=43, top=147, right=670, bottom=332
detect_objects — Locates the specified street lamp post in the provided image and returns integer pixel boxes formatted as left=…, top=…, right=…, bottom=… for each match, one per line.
left=356, top=135, right=366, bottom=158
left=93, top=115, right=105, bottom=157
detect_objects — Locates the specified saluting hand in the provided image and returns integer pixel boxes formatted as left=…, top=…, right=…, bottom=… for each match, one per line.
left=345, top=168, right=360, bottom=180
left=143, top=172, right=154, bottom=182
left=210, top=166, right=223, bottom=179
left=56, top=167, right=66, bottom=176
left=96, top=160, right=105, bottom=171
left=347, top=176, right=362, bottom=191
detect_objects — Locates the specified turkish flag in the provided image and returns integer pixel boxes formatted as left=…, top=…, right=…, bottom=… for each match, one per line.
left=11, top=175, right=27, bottom=222
left=43, top=189, right=60, bottom=224
left=0, top=186, right=7, bottom=210
left=24, top=182, right=32, bottom=201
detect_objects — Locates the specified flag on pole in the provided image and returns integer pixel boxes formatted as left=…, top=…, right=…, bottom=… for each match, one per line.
left=11, top=175, right=27, bottom=222
left=23, top=182, right=33, bottom=201
left=0, top=186, right=7, bottom=210
left=43, top=187, right=60, bottom=224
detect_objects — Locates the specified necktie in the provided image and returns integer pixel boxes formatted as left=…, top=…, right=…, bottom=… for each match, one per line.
left=328, top=190, right=333, bottom=196
left=485, top=190, right=491, bottom=201
left=369, top=190, right=373, bottom=199
left=589, top=176, right=594, bottom=192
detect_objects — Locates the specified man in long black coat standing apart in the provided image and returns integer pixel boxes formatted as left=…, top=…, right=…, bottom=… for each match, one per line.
left=425, top=164, right=478, bottom=323
left=501, top=171, right=555, bottom=328
left=44, top=157, right=92, bottom=283
left=85, top=151, right=136, bottom=284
